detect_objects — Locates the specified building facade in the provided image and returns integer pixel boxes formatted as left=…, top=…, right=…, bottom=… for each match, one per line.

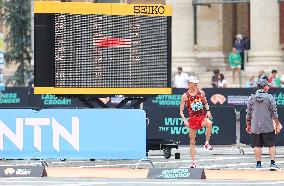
left=168, top=0, right=284, bottom=87
left=31, top=0, right=284, bottom=87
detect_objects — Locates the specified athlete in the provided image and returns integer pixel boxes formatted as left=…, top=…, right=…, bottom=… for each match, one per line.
left=180, top=76, right=213, bottom=168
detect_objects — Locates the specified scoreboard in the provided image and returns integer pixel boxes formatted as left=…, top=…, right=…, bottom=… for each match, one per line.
left=34, top=2, right=172, bottom=95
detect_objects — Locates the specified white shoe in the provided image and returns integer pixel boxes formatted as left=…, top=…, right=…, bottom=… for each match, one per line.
left=190, top=161, right=197, bottom=168
left=204, top=143, right=213, bottom=150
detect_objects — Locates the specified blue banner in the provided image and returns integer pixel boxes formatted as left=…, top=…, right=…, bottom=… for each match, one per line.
left=0, top=109, right=146, bottom=159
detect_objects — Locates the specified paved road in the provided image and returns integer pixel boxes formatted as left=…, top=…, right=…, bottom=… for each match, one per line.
left=8, top=145, right=281, bottom=170
left=1, top=145, right=284, bottom=185
left=1, top=178, right=284, bottom=186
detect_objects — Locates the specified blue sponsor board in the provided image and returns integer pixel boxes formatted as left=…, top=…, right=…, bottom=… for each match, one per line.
left=0, top=109, right=146, bottom=159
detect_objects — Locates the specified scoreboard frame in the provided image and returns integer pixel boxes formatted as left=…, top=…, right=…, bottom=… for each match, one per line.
left=34, top=2, right=172, bottom=95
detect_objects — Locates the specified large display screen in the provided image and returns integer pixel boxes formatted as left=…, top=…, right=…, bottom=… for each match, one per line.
left=34, top=2, right=172, bottom=95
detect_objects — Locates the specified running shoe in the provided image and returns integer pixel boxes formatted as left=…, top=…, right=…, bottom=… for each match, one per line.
left=190, top=161, right=197, bottom=168
left=270, top=164, right=280, bottom=171
left=204, top=143, right=213, bottom=150
left=256, top=164, right=262, bottom=170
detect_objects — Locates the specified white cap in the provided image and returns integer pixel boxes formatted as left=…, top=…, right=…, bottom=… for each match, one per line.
left=186, top=76, right=199, bottom=83
left=235, top=34, right=243, bottom=39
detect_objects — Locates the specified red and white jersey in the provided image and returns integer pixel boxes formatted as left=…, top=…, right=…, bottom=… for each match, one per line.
left=186, top=90, right=206, bottom=118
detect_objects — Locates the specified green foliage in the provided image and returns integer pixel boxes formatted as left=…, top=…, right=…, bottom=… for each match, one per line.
left=1, top=0, right=31, bottom=86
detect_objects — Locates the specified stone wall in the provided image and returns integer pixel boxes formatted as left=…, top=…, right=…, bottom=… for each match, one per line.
left=236, top=3, right=249, bottom=37
left=280, top=2, right=284, bottom=45
left=197, top=4, right=223, bottom=51
left=222, top=4, right=233, bottom=53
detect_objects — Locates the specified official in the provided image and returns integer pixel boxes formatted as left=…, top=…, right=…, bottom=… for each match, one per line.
left=246, top=79, right=282, bottom=170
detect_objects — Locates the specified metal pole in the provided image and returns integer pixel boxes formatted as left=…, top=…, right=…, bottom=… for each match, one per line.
left=31, top=0, right=34, bottom=67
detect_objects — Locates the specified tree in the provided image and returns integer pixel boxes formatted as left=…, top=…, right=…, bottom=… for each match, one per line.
left=1, top=0, right=31, bottom=86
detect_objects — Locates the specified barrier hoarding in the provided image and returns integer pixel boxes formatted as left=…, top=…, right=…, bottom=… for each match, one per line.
left=0, top=165, right=45, bottom=177
left=203, top=88, right=284, bottom=110
left=29, top=94, right=85, bottom=109
left=0, top=109, right=146, bottom=159
left=0, top=88, right=29, bottom=108
left=3, top=87, right=284, bottom=110
left=145, top=106, right=236, bottom=145
left=0, top=87, right=133, bottom=109
left=240, top=106, right=284, bottom=146
left=144, top=88, right=284, bottom=111
left=144, top=88, right=184, bottom=108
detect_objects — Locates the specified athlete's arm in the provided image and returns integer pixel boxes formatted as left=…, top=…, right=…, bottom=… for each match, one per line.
left=200, top=90, right=211, bottom=118
left=180, top=93, right=189, bottom=126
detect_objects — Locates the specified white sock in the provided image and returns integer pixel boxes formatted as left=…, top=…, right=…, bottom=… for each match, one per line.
left=205, top=141, right=209, bottom=145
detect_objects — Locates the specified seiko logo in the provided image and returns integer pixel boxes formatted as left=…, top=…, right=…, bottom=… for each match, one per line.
left=210, top=94, right=226, bottom=105
left=134, top=5, right=165, bottom=15
left=4, top=168, right=15, bottom=176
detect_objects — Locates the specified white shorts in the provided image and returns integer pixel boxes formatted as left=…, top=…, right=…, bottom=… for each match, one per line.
left=231, top=65, right=241, bottom=69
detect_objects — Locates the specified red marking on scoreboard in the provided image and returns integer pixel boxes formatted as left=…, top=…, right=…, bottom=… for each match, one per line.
left=94, top=37, right=132, bottom=48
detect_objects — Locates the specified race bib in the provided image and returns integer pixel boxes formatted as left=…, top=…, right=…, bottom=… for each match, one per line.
left=190, top=99, right=204, bottom=112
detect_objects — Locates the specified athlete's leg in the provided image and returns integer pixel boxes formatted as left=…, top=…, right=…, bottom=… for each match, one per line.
left=201, top=118, right=213, bottom=143
left=202, top=118, right=213, bottom=150
left=189, top=128, right=197, bottom=162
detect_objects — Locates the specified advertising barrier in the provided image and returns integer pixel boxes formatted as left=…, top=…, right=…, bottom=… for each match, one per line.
left=145, top=106, right=236, bottom=145
left=0, top=88, right=133, bottom=109
left=0, top=88, right=29, bottom=108
left=240, top=106, right=284, bottom=146
left=203, top=88, right=284, bottom=111
left=144, top=88, right=184, bottom=108
left=0, top=165, right=45, bottom=177
left=29, top=94, right=85, bottom=109
left=1, top=87, right=283, bottom=147
left=2, top=87, right=283, bottom=109
left=0, top=109, right=146, bottom=159
left=147, top=168, right=206, bottom=179
left=144, top=88, right=284, bottom=111
left=1, top=87, right=284, bottom=110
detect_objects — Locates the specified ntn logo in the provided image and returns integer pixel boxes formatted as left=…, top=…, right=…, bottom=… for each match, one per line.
left=0, top=117, right=79, bottom=152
